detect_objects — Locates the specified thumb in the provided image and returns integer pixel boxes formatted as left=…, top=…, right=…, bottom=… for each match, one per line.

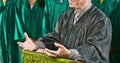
left=54, top=43, right=64, bottom=49
left=24, top=32, right=29, bottom=39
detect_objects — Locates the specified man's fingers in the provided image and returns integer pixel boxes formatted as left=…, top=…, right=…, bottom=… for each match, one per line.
left=17, top=42, right=27, bottom=48
left=23, top=47, right=28, bottom=51
left=44, top=48, right=58, bottom=54
left=29, top=49, right=33, bottom=51
left=24, top=32, right=29, bottom=39
left=54, top=43, right=64, bottom=49
left=17, top=42, right=23, bottom=46
left=43, top=50, right=56, bottom=57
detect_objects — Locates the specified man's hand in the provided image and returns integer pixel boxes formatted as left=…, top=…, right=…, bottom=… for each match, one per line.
left=17, top=32, right=37, bottom=51
left=43, top=43, right=71, bottom=58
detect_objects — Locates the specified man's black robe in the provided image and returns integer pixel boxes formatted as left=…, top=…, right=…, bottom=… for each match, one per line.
left=38, top=4, right=112, bottom=63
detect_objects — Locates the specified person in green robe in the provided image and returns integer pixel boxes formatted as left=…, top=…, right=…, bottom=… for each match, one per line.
left=92, top=0, right=115, bottom=17
left=43, top=0, right=70, bottom=35
left=15, top=0, right=45, bottom=41
left=0, top=0, right=18, bottom=63
left=18, top=0, right=112, bottom=63
left=15, top=0, right=45, bottom=63
left=109, top=0, right=120, bottom=63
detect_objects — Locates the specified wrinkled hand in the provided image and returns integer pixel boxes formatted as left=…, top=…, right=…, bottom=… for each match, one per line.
left=43, top=43, right=71, bottom=58
left=17, top=32, right=37, bottom=51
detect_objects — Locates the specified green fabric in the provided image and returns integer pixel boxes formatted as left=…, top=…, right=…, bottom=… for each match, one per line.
left=110, top=0, right=120, bottom=53
left=0, top=0, right=21, bottom=63
left=14, top=0, right=25, bottom=41
left=43, top=0, right=69, bottom=35
left=0, top=0, right=2, bottom=61
left=0, top=2, right=3, bottom=62
left=109, top=0, right=120, bottom=63
left=0, top=12, right=3, bottom=63
left=0, top=0, right=4, bottom=61
left=0, top=0, right=18, bottom=63
left=92, top=0, right=115, bottom=17
left=15, top=0, right=44, bottom=40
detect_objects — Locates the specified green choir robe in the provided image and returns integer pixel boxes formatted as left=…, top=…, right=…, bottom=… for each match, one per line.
left=109, top=0, right=120, bottom=63
left=43, top=0, right=69, bottom=35
left=15, top=0, right=44, bottom=41
left=0, top=0, right=19, bottom=63
left=37, top=4, right=112, bottom=63
left=92, top=0, right=115, bottom=17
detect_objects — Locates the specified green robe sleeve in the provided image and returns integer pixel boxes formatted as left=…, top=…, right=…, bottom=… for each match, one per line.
left=14, top=0, right=25, bottom=40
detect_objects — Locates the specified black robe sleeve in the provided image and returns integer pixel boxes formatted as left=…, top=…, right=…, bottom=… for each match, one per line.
left=76, top=15, right=112, bottom=63
left=37, top=12, right=66, bottom=50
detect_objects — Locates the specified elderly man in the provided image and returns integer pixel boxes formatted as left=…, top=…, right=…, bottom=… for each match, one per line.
left=18, top=0, right=112, bottom=63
